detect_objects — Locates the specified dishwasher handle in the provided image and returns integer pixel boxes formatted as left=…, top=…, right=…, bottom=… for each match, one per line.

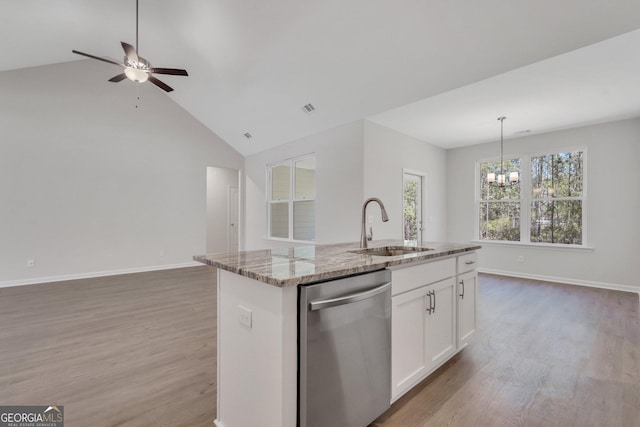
left=309, top=282, right=391, bottom=311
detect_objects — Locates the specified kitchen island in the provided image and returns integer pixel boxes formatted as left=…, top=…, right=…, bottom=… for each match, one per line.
left=194, top=240, right=480, bottom=427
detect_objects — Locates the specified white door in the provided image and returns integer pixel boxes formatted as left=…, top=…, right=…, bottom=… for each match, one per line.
left=391, top=285, right=429, bottom=400
left=424, top=278, right=457, bottom=371
left=403, top=172, right=424, bottom=244
left=457, top=271, right=477, bottom=348
left=227, top=186, right=239, bottom=252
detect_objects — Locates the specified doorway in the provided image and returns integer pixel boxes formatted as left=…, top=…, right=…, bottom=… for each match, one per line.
left=206, top=167, right=240, bottom=254
left=402, top=171, right=425, bottom=244
left=227, top=185, right=239, bottom=252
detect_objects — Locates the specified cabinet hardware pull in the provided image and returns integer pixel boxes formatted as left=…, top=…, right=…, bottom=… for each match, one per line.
left=460, top=279, right=465, bottom=299
left=426, top=291, right=432, bottom=314
left=465, top=260, right=475, bottom=265
left=432, top=290, right=436, bottom=314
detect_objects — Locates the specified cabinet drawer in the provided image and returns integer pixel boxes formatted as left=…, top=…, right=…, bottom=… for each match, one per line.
left=457, top=252, right=477, bottom=273
left=391, top=258, right=455, bottom=296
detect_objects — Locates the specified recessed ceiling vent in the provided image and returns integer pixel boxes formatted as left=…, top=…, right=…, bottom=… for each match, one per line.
left=302, top=103, right=316, bottom=114
left=243, top=132, right=253, bottom=139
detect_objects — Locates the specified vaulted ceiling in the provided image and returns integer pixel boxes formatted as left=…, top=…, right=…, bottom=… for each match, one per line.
left=2, top=0, right=640, bottom=155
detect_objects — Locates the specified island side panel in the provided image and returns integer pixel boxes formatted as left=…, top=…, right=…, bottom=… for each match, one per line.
left=216, top=269, right=297, bottom=427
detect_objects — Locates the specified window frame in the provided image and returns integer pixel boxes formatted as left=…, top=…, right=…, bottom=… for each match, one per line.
left=266, top=154, right=316, bottom=243
left=477, top=155, right=522, bottom=242
left=475, top=146, right=587, bottom=248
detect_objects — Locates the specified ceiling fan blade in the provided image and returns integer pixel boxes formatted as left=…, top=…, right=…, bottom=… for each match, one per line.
left=72, top=50, right=124, bottom=67
left=121, top=41, right=139, bottom=63
left=149, top=67, right=189, bottom=76
left=108, top=73, right=127, bottom=83
left=148, top=76, right=174, bottom=92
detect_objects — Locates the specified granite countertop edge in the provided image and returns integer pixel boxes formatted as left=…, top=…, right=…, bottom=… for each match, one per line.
left=194, top=240, right=481, bottom=287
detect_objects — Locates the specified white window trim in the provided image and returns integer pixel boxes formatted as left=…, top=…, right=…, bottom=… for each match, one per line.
left=266, top=154, right=316, bottom=243
left=472, top=240, right=594, bottom=252
left=475, top=146, right=587, bottom=247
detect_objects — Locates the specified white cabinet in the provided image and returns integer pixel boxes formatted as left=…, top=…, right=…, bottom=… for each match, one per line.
left=456, top=252, right=477, bottom=349
left=391, top=252, right=478, bottom=402
left=391, top=285, right=429, bottom=397
left=424, top=278, right=457, bottom=370
left=456, top=251, right=477, bottom=273
left=391, top=257, right=455, bottom=295
left=390, top=258, right=457, bottom=401
left=391, top=277, right=456, bottom=400
left=457, top=270, right=477, bottom=348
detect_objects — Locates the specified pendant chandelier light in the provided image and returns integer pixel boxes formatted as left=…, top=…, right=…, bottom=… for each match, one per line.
left=487, top=116, right=519, bottom=186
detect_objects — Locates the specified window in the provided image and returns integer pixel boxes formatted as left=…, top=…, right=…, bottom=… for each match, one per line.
left=479, top=159, right=521, bottom=242
left=530, top=152, right=584, bottom=244
left=478, top=150, right=585, bottom=246
left=403, top=171, right=425, bottom=244
left=268, top=155, right=316, bottom=241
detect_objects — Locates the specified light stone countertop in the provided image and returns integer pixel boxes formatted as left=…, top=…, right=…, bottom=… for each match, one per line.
left=194, top=240, right=481, bottom=287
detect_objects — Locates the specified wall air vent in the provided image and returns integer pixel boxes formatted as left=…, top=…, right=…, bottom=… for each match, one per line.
left=302, top=103, right=316, bottom=114
left=243, top=132, right=253, bottom=139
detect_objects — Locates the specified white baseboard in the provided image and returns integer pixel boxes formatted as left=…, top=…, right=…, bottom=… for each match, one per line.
left=0, top=261, right=203, bottom=289
left=213, top=420, right=224, bottom=427
left=479, top=268, right=640, bottom=297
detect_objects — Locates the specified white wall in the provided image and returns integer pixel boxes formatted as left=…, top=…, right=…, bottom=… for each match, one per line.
left=447, top=118, right=640, bottom=292
left=363, top=120, right=448, bottom=242
left=206, top=167, right=239, bottom=254
left=0, top=60, right=244, bottom=285
left=244, top=121, right=364, bottom=249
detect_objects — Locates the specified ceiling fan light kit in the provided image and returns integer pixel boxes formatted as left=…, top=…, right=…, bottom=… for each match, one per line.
left=124, top=67, right=149, bottom=83
left=71, top=0, right=187, bottom=92
left=121, top=49, right=150, bottom=83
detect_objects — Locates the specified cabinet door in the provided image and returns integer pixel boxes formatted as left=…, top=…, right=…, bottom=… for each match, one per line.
left=391, top=286, right=429, bottom=400
left=424, top=278, right=456, bottom=372
left=457, top=271, right=477, bottom=348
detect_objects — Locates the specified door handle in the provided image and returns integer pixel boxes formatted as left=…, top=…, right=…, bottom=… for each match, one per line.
left=426, top=291, right=432, bottom=314
left=309, top=282, right=391, bottom=311
left=465, top=260, right=475, bottom=265
left=460, top=279, right=465, bottom=299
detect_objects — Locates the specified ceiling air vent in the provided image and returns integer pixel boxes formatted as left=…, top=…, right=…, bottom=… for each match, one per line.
left=302, top=103, right=316, bottom=114
left=243, top=132, right=253, bottom=139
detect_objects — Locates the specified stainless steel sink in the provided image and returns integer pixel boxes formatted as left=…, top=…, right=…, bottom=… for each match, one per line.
left=349, top=246, right=433, bottom=256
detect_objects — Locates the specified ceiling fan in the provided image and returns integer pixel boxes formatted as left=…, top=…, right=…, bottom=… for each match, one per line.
left=72, top=0, right=188, bottom=92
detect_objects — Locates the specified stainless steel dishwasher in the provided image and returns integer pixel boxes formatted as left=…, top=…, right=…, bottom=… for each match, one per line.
left=298, top=269, right=391, bottom=427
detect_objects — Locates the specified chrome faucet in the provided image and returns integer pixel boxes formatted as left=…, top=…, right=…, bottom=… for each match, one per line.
left=360, top=197, right=389, bottom=248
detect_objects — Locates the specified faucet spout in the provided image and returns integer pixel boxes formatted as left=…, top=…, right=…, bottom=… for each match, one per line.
left=361, top=197, right=389, bottom=248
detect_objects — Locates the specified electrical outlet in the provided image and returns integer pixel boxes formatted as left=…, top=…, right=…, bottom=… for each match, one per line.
left=518, top=256, right=524, bottom=263
left=27, top=259, right=35, bottom=268
left=238, top=305, right=252, bottom=328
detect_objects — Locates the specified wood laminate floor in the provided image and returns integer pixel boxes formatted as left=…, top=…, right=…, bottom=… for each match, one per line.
left=0, top=268, right=638, bottom=426
left=0, top=267, right=217, bottom=427
left=373, top=274, right=640, bottom=427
